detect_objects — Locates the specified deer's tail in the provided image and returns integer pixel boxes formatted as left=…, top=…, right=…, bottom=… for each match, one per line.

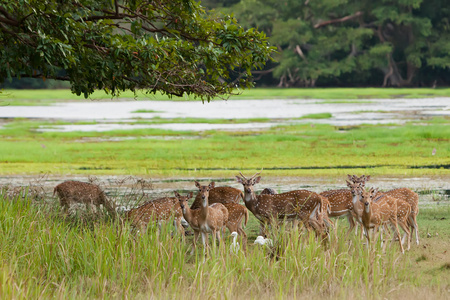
left=243, top=207, right=249, bottom=228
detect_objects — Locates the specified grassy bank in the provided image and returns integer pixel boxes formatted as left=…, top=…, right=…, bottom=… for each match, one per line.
left=1, top=87, right=449, bottom=105
left=0, top=189, right=448, bottom=299
left=0, top=118, right=448, bottom=177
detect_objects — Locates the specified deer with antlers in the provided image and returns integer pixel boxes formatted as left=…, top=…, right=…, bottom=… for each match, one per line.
left=358, top=187, right=411, bottom=253
left=177, top=182, right=229, bottom=253
left=236, top=171, right=326, bottom=236
left=126, top=192, right=193, bottom=235
left=53, top=180, right=117, bottom=218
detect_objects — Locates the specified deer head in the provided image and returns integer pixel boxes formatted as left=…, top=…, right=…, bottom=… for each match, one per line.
left=194, top=181, right=215, bottom=207
left=235, top=171, right=262, bottom=201
left=346, top=180, right=364, bottom=204
left=360, top=187, right=378, bottom=212
left=347, top=174, right=371, bottom=185
left=174, top=191, right=193, bottom=209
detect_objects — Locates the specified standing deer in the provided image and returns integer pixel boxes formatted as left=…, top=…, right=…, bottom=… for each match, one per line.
left=193, top=182, right=249, bottom=249
left=126, top=192, right=193, bottom=236
left=319, top=189, right=355, bottom=235
left=53, top=180, right=116, bottom=218
left=236, top=171, right=325, bottom=237
left=347, top=175, right=419, bottom=245
left=190, top=185, right=243, bottom=209
left=383, top=188, right=419, bottom=245
left=358, top=187, right=410, bottom=254
left=177, top=182, right=229, bottom=253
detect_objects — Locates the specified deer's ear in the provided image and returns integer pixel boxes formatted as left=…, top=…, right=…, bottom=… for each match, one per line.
left=174, top=191, right=181, bottom=198
left=365, top=175, right=371, bottom=182
left=253, top=176, right=261, bottom=184
left=347, top=174, right=353, bottom=180
left=188, top=192, right=193, bottom=198
left=235, top=176, right=243, bottom=184
left=209, top=182, right=215, bottom=189
left=346, top=180, right=352, bottom=187
left=194, top=181, right=201, bottom=189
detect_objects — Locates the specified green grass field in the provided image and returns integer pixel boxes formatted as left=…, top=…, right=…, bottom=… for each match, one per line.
left=1, top=87, right=449, bottom=105
left=0, top=88, right=449, bottom=299
left=0, top=117, right=448, bottom=177
left=0, top=188, right=448, bottom=299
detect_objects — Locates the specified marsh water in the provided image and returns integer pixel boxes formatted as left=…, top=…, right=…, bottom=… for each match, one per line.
left=0, top=97, right=448, bottom=206
left=0, top=97, right=449, bottom=131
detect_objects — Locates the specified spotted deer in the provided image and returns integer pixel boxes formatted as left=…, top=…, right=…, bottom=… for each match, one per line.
left=177, top=182, right=229, bottom=253
left=359, top=187, right=411, bottom=253
left=319, top=189, right=355, bottom=235
left=190, top=185, right=243, bottom=209
left=126, top=192, right=193, bottom=235
left=383, top=188, right=419, bottom=245
left=193, top=181, right=249, bottom=248
left=236, top=171, right=325, bottom=237
left=222, top=202, right=249, bottom=249
left=53, top=181, right=116, bottom=218
left=347, top=175, right=419, bottom=245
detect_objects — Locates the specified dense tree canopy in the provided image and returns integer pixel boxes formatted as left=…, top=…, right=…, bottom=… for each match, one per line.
left=217, top=0, right=450, bottom=87
left=0, top=0, right=274, bottom=99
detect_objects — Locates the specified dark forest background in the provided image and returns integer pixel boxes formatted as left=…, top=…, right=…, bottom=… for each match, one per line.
left=3, top=0, right=449, bottom=89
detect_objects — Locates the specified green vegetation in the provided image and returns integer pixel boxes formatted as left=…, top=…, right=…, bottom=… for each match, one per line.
left=0, top=188, right=448, bottom=299
left=131, top=109, right=162, bottom=113
left=0, top=116, right=448, bottom=176
left=298, top=112, right=332, bottom=119
left=1, top=88, right=449, bottom=106
left=0, top=1, right=274, bottom=100
left=218, top=0, right=450, bottom=88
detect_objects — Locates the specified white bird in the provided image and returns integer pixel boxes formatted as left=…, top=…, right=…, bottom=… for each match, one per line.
left=230, top=231, right=240, bottom=254
left=254, top=235, right=273, bottom=247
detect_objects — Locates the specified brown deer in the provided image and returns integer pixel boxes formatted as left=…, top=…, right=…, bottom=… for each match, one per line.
left=177, top=182, right=229, bottom=253
left=193, top=181, right=249, bottom=249
left=53, top=181, right=116, bottom=218
left=190, top=185, right=243, bottom=209
left=236, top=171, right=325, bottom=236
left=358, top=187, right=410, bottom=254
left=347, top=175, right=419, bottom=245
left=126, top=192, right=193, bottom=235
left=319, top=189, right=355, bottom=235
left=222, top=202, right=249, bottom=249
left=383, top=188, right=419, bottom=245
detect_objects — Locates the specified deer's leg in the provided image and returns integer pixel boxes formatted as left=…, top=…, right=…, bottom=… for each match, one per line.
left=390, top=220, right=404, bottom=254
left=398, top=220, right=411, bottom=251
left=201, top=232, right=209, bottom=255
left=410, top=213, right=419, bottom=245
left=191, top=231, right=199, bottom=255
left=175, top=218, right=185, bottom=239
left=346, top=214, right=356, bottom=237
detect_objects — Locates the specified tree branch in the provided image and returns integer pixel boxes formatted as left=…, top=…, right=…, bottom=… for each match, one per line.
left=314, top=11, right=363, bottom=29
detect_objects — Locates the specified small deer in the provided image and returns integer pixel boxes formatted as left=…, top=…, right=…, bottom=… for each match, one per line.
left=383, top=188, right=419, bottom=245
left=126, top=192, right=193, bottom=236
left=359, top=187, right=411, bottom=253
left=190, top=184, right=243, bottom=209
left=53, top=181, right=116, bottom=218
left=236, top=171, right=325, bottom=237
left=222, top=202, right=249, bottom=249
left=177, top=182, right=229, bottom=253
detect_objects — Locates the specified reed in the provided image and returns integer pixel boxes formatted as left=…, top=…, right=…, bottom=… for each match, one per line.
left=2, top=187, right=447, bottom=299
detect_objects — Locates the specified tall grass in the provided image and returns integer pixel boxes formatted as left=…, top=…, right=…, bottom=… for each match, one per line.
left=0, top=189, right=422, bottom=299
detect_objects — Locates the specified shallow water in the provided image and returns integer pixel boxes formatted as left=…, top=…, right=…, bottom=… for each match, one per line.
left=0, top=98, right=449, bottom=131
